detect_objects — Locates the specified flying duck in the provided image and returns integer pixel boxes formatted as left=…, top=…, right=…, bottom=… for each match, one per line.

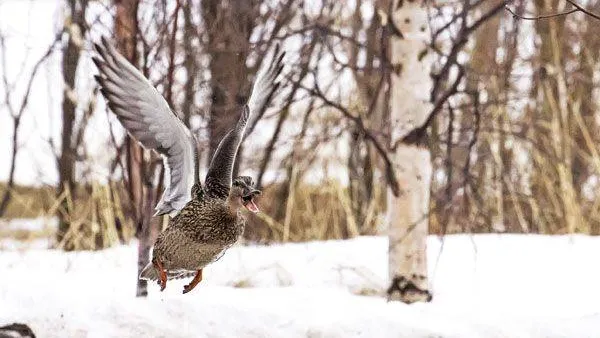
left=93, top=37, right=284, bottom=293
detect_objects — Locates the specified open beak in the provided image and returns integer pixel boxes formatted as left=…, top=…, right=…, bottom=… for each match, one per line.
left=242, top=189, right=261, bottom=213
left=243, top=199, right=259, bottom=213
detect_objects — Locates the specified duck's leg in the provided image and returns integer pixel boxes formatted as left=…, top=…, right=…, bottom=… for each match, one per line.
left=182, top=269, right=203, bottom=294
left=152, top=258, right=167, bottom=291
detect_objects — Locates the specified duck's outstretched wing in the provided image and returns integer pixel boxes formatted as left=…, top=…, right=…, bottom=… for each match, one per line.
left=246, top=43, right=285, bottom=136
left=204, top=45, right=285, bottom=198
left=93, top=37, right=198, bottom=216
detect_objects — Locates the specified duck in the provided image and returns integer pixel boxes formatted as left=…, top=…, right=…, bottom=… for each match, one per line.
left=92, top=37, right=284, bottom=294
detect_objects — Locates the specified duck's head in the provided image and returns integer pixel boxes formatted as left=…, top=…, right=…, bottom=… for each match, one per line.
left=230, top=176, right=261, bottom=213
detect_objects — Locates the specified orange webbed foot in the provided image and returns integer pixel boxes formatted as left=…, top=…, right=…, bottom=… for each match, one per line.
left=152, top=259, right=167, bottom=291
left=183, top=269, right=203, bottom=294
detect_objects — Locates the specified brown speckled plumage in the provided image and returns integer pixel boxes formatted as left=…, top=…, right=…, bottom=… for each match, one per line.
left=138, top=177, right=259, bottom=283
left=151, top=191, right=244, bottom=275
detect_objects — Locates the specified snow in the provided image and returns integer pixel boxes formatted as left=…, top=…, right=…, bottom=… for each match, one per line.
left=1, top=234, right=600, bottom=337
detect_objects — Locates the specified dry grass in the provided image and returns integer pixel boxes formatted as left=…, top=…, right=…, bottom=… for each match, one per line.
left=53, top=182, right=135, bottom=250
left=4, top=170, right=593, bottom=249
left=244, top=180, right=386, bottom=243
left=0, top=182, right=135, bottom=250
left=2, top=180, right=386, bottom=244
left=0, top=183, right=56, bottom=218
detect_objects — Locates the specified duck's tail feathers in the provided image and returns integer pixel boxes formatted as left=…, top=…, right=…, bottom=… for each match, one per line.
left=139, top=263, right=196, bottom=282
left=139, top=263, right=158, bottom=281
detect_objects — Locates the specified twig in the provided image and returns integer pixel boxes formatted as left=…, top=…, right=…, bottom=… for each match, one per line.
left=0, top=31, right=61, bottom=216
left=505, top=0, right=600, bottom=21
left=504, top=4, right=577, bottom=20
left=566, top=0, right=600, bottom=20
left=298, top=79, right=401, bottom=196
left=400, top=65, right=465, bottom=146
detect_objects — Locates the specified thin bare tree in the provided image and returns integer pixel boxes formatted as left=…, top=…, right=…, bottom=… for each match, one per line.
left=0, top=34, right=59, bottom=216
left=56, top=0, right=90, bottom=248
left=112, top=0, right=157, bottom=297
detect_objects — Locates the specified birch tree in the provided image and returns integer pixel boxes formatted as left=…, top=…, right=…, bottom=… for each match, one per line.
left=385, top=0, right=433, bottom=303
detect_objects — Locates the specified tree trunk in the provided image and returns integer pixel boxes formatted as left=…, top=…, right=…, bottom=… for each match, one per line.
left=386, top=0, right=433, bottom=303
left=530, top=0, right=585, bottom=233
left=181, top=0, right=197, bottom=128
left=0, top=117, right=20, bottom=217
left=201, top=0, right=258, bottom=163
left=572, top=3, right=600, bottom=225
left=113, top=0, right=153, bottom=297
left=346, top=0, right=385, bottom=232
left=56, top=0, right=88, bottom=248
left=467, top=0, right=503, bottom=232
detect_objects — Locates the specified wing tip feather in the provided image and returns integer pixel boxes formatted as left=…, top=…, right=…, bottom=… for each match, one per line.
left=100, top=35, right=110, bottom=48
left=93, top=42, right=103, bottom=54
left=91, top=56, right=103, bottom=69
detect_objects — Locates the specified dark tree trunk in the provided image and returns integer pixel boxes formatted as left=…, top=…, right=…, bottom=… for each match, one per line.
left=348, top=130, right=374, bottom=229
left=0, top=117, right=20, bottom=217
left=181, top=1, right=197, bottom=128
left=201, top=0, right=258, bottom=162
left=56, top=0, right=88, bottom=249
left=113, top=0, right=154, bottom=297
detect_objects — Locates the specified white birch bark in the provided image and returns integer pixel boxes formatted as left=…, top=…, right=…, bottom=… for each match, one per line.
left=386, top=0, right=433, bottom=303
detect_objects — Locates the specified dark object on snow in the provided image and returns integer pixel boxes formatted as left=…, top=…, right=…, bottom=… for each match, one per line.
left=93, top=37, right=284, bottom=294
left=387, top=275, right=433, bottom=303
left=0, top=323, right=36, bottom=338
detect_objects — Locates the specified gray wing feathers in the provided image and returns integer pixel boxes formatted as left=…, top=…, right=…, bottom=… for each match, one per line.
left=93, top=37, right=197, bottom=216
left=246, top=44, right=285, bottom=136
left=205, top=45, right=285, bottom=195
left=205, top=106, right=249, bottom=196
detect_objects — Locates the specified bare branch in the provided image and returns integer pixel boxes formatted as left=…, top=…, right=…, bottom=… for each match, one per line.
left=505, top=4, right=578, bottom=20
left=0, top=31, right=61, bottom=216
left=566, top=0, right=600, bottom=20
left=297, top=78, right=401, bottom=197
left=505, top=0, right=600, bottom=21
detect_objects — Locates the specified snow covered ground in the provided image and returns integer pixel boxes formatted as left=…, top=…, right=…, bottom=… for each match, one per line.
left=1, top=234, right=600, bottom=338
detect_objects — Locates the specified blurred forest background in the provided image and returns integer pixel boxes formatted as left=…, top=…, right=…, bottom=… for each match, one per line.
left=1, top=0, right=598, bottom=262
